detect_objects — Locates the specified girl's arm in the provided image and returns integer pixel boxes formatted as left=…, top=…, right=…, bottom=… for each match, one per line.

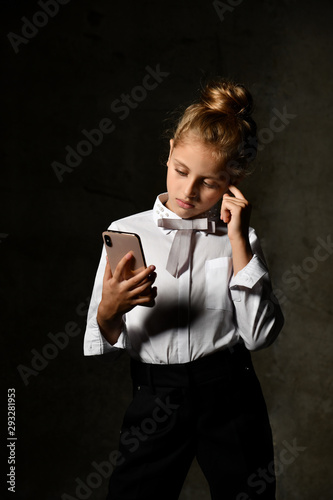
left=221, top=185, right=284, bottom=350
left=220, top=184, right=253, bottom=275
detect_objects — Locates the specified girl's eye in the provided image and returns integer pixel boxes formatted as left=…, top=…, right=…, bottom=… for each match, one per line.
left=203, top=181, right=218, bottom=189
left=176, top=169, right=187, bottom=176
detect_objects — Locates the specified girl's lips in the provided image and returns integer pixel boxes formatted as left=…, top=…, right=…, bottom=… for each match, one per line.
left=176, top=198, right=195, bottom=209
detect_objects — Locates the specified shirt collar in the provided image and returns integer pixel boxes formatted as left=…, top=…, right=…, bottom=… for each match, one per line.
left=153, top=193, right=220, bottom=236
left=153, top=193, right=179, bottom=234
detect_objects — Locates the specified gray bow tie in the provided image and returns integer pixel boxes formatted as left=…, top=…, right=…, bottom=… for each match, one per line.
left=158, top=218, right=216, bottom=278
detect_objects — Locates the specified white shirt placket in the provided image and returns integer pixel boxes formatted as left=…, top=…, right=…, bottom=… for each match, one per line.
left=176, top=254, right=192, bottom=363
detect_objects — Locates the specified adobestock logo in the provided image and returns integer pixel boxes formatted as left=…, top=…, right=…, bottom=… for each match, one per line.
left=279, top=235, right=333, bottom=290
left=213, top=0, right=244, bottom=22
left=273, top=234, right=333, bottom=306
left=17, top=297, right=90, bottom=386
left=7, top=0, right=71, bottom=54
left=252, top=234, right=333, bottom=325
left=236, top=106, right=297, bottom=161
left=61, top=451, right=124, bottom=500
left=51, top=64, right=170, bottom=183
left=236, top=438, right=307, bottom=499
left=62, top=395, right=179, bottom=499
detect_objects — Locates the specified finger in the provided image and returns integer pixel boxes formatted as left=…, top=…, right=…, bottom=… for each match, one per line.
left=103, top=255, right=112, bottom=284
left=220, top=202, right=231, bottom=222
left=128, top=265, right=156, bottom=289
left=113, top=252, right=134, bottom=281
left=228, top=184, right=247, bottom=200
left=148, top=271, right=157, bottom=285
left=222, top=197, right=248, bottom=208
left=135, top=270, right=157, bottom=287
left=221, top=212, right=231, bottom=223
left=128, top=279, right=155, bottom=298
left=221, top=196, right=238, bottom=217
left=130, top=285, right=158, bottom=305
left=220, top=197, right=246, bottom=221
left=137, top=292, right=157, bottom=307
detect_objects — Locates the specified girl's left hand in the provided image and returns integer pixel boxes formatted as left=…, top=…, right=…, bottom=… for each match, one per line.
left=220, top=185, right=252, bottom=242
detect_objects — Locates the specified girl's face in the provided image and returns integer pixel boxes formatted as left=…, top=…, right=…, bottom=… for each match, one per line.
left=165, top=137, right=229, bottom=219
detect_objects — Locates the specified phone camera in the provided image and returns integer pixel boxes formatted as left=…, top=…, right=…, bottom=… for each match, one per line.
left=104, top=235, right=112, bottom=247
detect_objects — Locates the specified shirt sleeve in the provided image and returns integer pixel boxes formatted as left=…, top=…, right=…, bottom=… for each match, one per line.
left=229, top=229, right=284, bottom=351
left=83, top=225, right=130, bottom=357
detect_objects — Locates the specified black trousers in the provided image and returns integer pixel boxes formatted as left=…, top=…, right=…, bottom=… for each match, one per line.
left=106, top=344, right=276, bottom=500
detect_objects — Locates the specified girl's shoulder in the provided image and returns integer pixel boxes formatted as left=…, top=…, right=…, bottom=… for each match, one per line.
left=108, top=209, right=154, bottom=233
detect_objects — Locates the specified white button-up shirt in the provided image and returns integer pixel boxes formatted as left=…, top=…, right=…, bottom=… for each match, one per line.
left=84, top=194, right=284, bottom=363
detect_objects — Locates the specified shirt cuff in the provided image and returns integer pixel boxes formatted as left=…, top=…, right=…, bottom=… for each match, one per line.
left=229, top=254, right=268, bottom=289
left=84, top=317, right=128, bottom=355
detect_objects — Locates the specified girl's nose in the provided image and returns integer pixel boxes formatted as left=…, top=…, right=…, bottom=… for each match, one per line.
left=184, top=180, right=198, bottom=198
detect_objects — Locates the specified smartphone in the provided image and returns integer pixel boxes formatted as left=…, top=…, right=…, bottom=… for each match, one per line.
left=102, top=230, right=146, bottom=277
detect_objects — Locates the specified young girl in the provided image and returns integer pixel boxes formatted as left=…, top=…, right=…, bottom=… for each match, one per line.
left=84, top=79, right=284, bottom=500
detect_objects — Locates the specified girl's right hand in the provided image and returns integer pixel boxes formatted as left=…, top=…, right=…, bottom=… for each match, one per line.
left=97, top=252, right=157, bottom=345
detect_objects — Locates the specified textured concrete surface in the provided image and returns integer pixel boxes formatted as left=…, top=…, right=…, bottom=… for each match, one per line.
left=2, top=0, right=333, bottom=499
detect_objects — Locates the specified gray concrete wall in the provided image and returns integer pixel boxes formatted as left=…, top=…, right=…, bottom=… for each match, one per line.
left=2, top=0, right=332, bottom=498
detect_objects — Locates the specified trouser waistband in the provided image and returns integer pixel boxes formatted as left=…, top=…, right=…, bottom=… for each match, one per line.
left=130, top=343, right=252, bottom=389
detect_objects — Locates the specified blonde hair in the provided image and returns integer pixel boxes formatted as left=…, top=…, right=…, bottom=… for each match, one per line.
left=170, top=79, right=257, bottom=183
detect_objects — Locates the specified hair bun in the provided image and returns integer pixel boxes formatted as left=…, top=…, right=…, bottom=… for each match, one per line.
left=200, top=80, right=254, bottom=119
left=169, top=77, right=257, bottom=183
